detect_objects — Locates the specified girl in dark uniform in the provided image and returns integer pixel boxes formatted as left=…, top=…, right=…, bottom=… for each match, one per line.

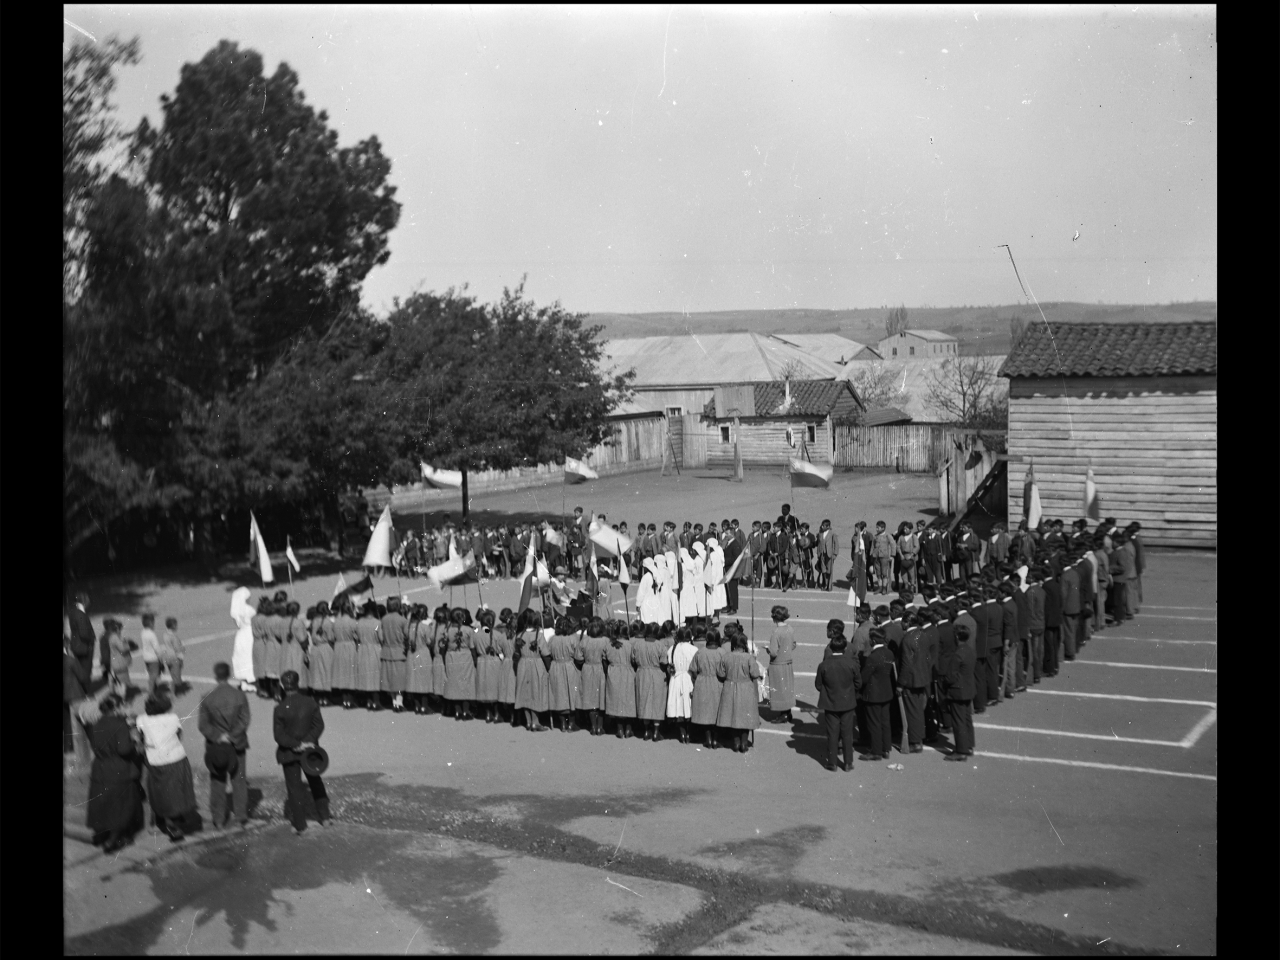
left=281, top=601, right=309, bottom=692
left=577, top=619, right=609, bottom=735
left=474, top=609, right=503, bottom=722
left=547, top=616, right=583, bottom=731
left=330, top=597, right=359, bottom=708
left=632, top=622, right=668, bottom=741
left=605, top=622, right=638, bottom=738
left=307, top=602, right=334, bottom=705
left=355, top=601, right=383, bottom=710
left=443, top=608, right=478, bottom=720
left=514, top=609, right=550, bottom=730
left=251, top=597, right=272, bottom=699
left=687, top=628, right=725, bottom=748
left=429, top=605, right=450, bottom=715
left=405, top=605, right=435, bottom=714
left=495, top=608, right=519, bottom=724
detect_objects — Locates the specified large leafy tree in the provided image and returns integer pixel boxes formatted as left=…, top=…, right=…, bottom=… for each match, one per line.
left=65, top=39, right=402, bottom=571
left=376, top=282, right=635, bottom=516
left=135, top=39, right=402, bottom=390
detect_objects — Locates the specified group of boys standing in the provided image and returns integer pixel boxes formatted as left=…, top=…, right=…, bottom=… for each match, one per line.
left=810, top=515, right=1146, bottom=769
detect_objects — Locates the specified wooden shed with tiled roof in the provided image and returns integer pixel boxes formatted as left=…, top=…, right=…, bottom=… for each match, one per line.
left=999, top=321, right=1216, bottom=547
left=702, top=379, right=863, bottom=467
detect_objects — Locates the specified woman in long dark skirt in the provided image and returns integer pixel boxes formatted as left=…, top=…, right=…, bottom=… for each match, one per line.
left=330, top=597, right=359, bottom=709
left=429, top=605, right=451, bottom=716
left=87, top=694, right=145, bottom=852
left=546, top=616, right=583, bottom=731
left=135, top=692, right=198, bottom=841
left=766, top=605, right=797, bottom=722
left=251, top=597, right=272, bottom=699
left=604, top=624, right=637, bottom=738
left=307, top=601, right=334, bottom=706
left=355, top=601, right=383, bottom=710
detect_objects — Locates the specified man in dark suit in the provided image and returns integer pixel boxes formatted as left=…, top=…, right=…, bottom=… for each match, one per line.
left=942, top=624, right=977, bottom=760
left=963, top=589, right=988, bottom=714
left=1060, top=557, right=1082, bottom=662
left=928, top=601, right=955, bottom=739
left=858, top=628, right=895, bottom=761
left=199, top=662, right=252, bottom=829
left=816, top=519, right=839, bottom=591
left=815, top=619, right=861, bottom=771
left=67, top=591, right=98, bottom=686
left=998, top=580, right=1020, bottom=699
left=273, top=670, right=330, bottom=835
left=722, top=528, right=742, bottom=615
left=982, top=584, right=1005, bottom=706
left=1042, top=563, right=1064, bottom=677
left=897, top=612, right=929, bottom=753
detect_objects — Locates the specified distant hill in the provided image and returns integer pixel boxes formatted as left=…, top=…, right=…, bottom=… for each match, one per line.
left=586, top=302, right=1217, bottom=356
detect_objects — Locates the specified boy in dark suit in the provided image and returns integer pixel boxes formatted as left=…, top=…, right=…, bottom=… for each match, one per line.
left=274, top=670, right=330, bottom=835
left=815, top=619, right=861, bottom=771
left=857, top=627, right=895, bottom=761
left=943, top=624, right=977, bottom=760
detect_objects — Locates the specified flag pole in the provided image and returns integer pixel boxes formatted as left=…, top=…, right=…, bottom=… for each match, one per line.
left=286, top=536, right=293, bottom=590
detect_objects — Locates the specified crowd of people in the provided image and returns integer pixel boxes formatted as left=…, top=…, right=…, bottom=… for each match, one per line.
left=63, top=505, right=1147, bottom=848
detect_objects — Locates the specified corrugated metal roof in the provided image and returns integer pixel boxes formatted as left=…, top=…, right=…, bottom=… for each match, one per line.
left=602, top=333, right=845, bottom=386
left=903, top=329, right=958, bottom=342
left=608, top=398, right=665, bottom=419
left=768, top=333, right=872, bottom=364
left=999, top=321, right=1217, bottom=378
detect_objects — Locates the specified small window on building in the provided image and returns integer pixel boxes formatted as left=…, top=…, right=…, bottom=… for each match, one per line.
left=785, top=428, right=795, bottom=448
left=720, top=426, right=730, bottom=444
left=666, top=406, right=683, bottom=418
left=807, top=424, right=816, bottom=444
left=909, top=346, right=915, bottom=356
left=892, top=347, right=898, bottom=357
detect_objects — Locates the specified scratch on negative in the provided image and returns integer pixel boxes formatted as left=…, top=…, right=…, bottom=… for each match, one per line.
left=404, top=922, right=425, bottom=954
left=65, top=18, right=97, bottom=42
left=607, top=877, right=644, bottom=897
left=1038, top=800, right=1065, bottom=846
left=657, top=7, right=674, bottom=99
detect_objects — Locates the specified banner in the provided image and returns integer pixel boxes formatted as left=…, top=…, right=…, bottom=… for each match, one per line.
left=589, top=525, right=634, bottom=559
left=564, top=456, right=599, bottom=483
left=285, top=538, right=301, bottom=573
left=249, top=512, right=275, bottom=583
left=420, top=462, right=463, bottom=489
left=789, top=458, right=833, bottom=489
left=1084, top=467, right=1100, bottom=520
left=362, top=505, right=395, bottom=568
left=1023, top=464, right=1043, bottom=529
left=720, top=544, right=751, bottom=584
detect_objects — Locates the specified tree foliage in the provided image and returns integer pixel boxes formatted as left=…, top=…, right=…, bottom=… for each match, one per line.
left=1009, top=314, right=1028, bottom=348
left=848, top=365, right=912, bottom=419
left=375, top=282, right=634, bottom=482
left=64, top=35, right=140, bottom=301
left=924, top=356, right=1008, bottom=439
left=884, top=304, right=910, bottom=338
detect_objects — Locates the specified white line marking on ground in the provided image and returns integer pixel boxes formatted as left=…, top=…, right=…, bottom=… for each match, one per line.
left=1099, top=635, right=1216, bottom=645
left=1134, top=614, right=1216, bottom=622
left=1144, top=605, right=1216, bottom=612
left=974, top=751, right=1216, bottom=781
left=183, top=630, right=237, bottom=648
left=1068, top=661, right=1216, bottom=673
left=973, top=722, right=1185, bottom=747
left=1179, top=709, right=1217, bottom=748
left=1027, top=689, right=1216, bottom=707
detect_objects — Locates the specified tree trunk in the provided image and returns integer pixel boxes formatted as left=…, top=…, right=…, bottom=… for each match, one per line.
left=461, top=468, right=469, bottom=522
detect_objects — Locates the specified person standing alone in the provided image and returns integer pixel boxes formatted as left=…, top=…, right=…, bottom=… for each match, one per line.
left=273, top=670, right=330, bottom=835
left=198, top=662, right=252, bottom=830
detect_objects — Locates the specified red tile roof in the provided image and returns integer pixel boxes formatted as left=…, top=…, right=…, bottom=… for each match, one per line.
left=702, top=380, right=863, bottom=419
left=998, top=321, right=1216, bottom=378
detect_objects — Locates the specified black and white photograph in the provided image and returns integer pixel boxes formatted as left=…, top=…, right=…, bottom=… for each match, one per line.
left=63, top=5, right=1215, bottom=954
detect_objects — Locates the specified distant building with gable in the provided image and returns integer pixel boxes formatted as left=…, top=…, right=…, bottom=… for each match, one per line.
left=701, top=380, right=864, bottom=466
left=876, top=329, right=958, bottom=360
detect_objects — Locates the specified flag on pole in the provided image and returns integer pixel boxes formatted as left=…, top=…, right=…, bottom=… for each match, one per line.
left=564, top=456, right=599, bottom=483
left=332, top=572, right=348, bottom=598
left=789, top=458, right=833, bottom=489
left=516, top=544, right=537, bottom=613
left=420, top=462, right=463, bottom=489
left=542, top=526, right=565, bottom=549
left=362, top=505, right=395, bottom=568
left=589, top=525, right=633, bottom=558
left=249, top=512, right=275, bottom=583
left=1084, top=467, right=1100, bottom=520
left=1023, top=464, right=1043, bottom=529
left=285, top=537, right=301, bottom=573
left=426, top=536, right=476, bottom=587
left=720, top=544, right=751, bottom=584
left=336, top=574, right=374, bottom=605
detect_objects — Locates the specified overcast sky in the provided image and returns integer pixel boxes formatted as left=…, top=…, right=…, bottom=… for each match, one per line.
left=65, top=4, right=1216, bottom=316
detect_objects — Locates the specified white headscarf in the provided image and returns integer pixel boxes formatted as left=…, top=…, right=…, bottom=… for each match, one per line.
left=230, top=587, right=255, bottom=627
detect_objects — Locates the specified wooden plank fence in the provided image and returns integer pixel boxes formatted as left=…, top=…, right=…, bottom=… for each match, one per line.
left=834, top=423, right=1006, bottom=473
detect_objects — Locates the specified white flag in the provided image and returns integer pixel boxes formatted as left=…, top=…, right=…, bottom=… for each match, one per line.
left=332, top=572, right=348, bottom=599
left=249, top=512, right=275, bottom=583
left=362, top=505, right=395, bottom=568
left=420, top=462, right=463, bottom=489
left=564, top=456, right=599, bottom=483
left=285, top=538, right=301, bottom=573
